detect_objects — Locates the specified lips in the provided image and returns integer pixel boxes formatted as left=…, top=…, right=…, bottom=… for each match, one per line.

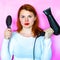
left=24, top=23, right=29, bottom=25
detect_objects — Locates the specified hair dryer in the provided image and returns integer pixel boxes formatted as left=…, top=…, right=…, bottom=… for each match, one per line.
left=43, top=8, right=60, bottom=35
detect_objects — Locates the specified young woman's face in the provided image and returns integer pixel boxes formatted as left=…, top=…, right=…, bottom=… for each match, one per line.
left=19, top=9, right=36, bottom=28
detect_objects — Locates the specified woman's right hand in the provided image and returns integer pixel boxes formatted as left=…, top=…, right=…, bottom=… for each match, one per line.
left=4, top=28, right=12, bottom=39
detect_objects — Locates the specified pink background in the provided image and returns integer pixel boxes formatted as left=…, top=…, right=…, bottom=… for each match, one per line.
left=0, top=0, right=60, bottom=60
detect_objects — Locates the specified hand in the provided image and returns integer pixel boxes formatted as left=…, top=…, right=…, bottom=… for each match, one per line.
left=44, top=27, right=54, bottom=38
left=4, top=28, right=12, bottom=39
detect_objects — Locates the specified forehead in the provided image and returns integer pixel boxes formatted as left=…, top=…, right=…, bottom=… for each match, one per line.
left=20, top=9, right=34, bottom=15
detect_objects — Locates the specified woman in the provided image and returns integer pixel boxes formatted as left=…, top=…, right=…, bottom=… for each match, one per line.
left=1, top=4, right=54, bottom=60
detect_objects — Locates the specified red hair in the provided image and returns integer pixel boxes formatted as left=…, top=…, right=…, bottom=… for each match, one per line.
left=17, top=4, right=44, bottom=37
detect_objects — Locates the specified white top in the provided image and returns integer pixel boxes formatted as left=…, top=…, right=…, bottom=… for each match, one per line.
left=1, top=32, right=52, bottom=60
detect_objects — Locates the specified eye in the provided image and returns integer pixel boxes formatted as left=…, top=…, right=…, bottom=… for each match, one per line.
left=21, top=16, right=25, bottom=18
left=28, top=15, right=32, bottom=18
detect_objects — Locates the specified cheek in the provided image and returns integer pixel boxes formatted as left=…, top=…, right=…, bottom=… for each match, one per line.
left=30, top=18, right=35, bottom=23
left=20, top=18, right=25, bottom=23
left=19, top=20, right=24, bottom=26
left=29, top=19, right=35, bottom=25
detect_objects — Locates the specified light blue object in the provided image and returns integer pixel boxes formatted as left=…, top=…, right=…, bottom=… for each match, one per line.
left=1, top=32, right=52, bottom=60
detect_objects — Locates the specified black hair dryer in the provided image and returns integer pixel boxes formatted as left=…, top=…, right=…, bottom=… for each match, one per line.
left=43, top=8, right=60, bottom=35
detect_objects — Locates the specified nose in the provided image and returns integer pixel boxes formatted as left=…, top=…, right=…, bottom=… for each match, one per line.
left=25, top=17, right=29, bottom=22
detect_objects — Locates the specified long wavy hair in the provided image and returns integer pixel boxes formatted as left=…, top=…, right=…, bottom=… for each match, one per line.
left=17, top=4, right=44, bottom=37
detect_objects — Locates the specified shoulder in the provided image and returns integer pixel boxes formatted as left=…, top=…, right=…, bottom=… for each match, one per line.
left=11, top=32, right=20, bottom=38
left=9, top=32, right=19, bottom=42
left=37, top=34, right=52, bottom=47
left=36, top=31, right=52, bottom=43
left=36, top=32, right=45, bottom=42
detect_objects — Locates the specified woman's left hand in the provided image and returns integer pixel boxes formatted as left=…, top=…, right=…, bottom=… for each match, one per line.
left=44, top=27, right=54, bottom=38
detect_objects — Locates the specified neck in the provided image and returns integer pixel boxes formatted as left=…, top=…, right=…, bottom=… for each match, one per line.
left=22, top=27, right=32, bottom=34
left=20, top=27, right=34, bottom=37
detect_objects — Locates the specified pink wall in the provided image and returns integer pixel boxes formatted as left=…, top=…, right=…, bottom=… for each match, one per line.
left=0, top=0, right=60, bottom=60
